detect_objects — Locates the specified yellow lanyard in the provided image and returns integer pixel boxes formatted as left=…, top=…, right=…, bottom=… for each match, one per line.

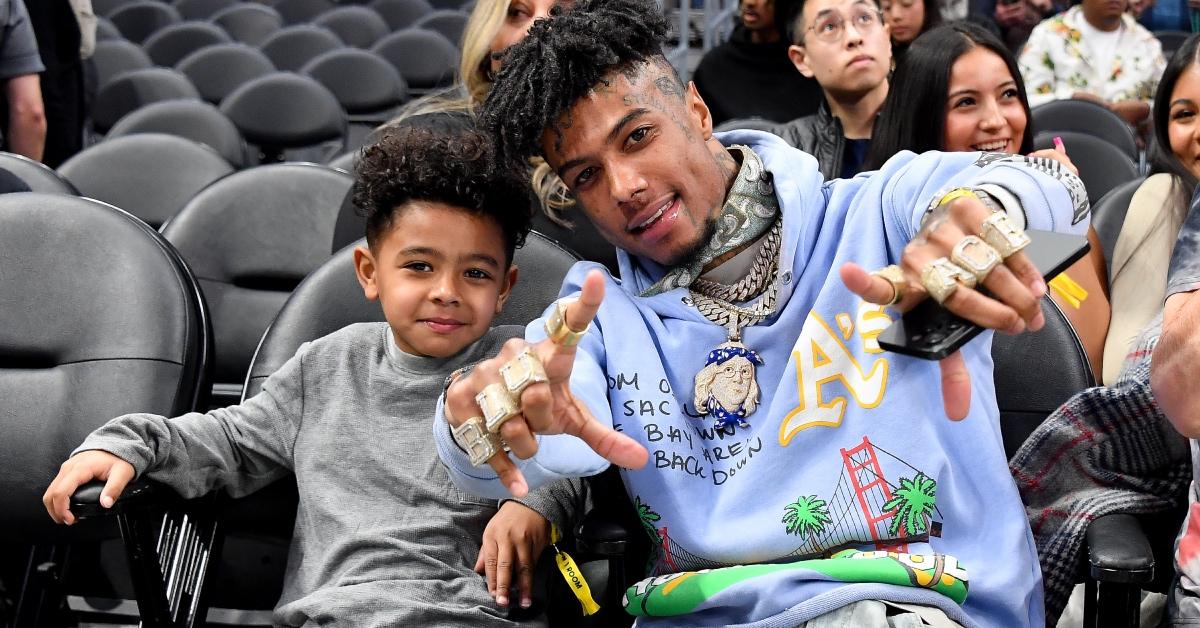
left=550, top=523, right=600, bottom=615
left=1049, top=272, right=1089, bottom=309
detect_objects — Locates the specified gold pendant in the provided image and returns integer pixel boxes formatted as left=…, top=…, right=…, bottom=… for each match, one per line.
left=692, top=341, right=763, bottom=430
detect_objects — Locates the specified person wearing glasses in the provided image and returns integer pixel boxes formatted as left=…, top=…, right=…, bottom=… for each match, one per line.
left=768, top=0, right=892, bottom=179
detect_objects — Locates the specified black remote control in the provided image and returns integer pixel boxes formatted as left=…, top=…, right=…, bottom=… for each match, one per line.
left=876, top=229, right=1090, bottom=360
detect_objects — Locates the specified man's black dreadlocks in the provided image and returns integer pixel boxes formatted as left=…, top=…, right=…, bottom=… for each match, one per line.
left=479, top=0, right=673, bottom=170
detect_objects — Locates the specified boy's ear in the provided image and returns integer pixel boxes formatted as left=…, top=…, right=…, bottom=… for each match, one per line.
left=495, top=264, right=519, bottom=313
left=353, top=245, right=380, bottom=302
left=788, top=44, right=815, bottom=79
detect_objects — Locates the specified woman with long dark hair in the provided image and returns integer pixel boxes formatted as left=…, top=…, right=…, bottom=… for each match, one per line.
left=1103, top=34, right=1200, bottom=384
left=881, top=0, right=941, bottom=63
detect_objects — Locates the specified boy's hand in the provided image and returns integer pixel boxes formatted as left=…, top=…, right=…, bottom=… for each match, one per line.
left=475, top=501, right=550, bottom=609
left=842, top=193, right=1045, bottom=420
left=43, top=450, right=135, bottom=525
left=445, top=270, right=649, bottom=497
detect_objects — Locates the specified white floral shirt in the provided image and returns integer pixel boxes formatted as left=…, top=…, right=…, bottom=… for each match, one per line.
left=1018, top=6, right=1166, bottom=108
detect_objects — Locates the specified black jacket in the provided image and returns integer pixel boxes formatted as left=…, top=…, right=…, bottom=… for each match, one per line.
left=768, top=101, right=845, bottom=181
left=692, top=27, right=822, bottom=127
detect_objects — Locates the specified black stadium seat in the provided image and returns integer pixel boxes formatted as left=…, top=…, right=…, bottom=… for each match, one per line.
left=91, top=67, right=201, bottom=134
left=0, top=152, right=78, bottom=195
left=106, top=99, right=248, bottom=169
left=211, top=3, right=284, bottom=47
left=413, top=9, right=469, bottom=46
left=326, top=149, right=358, bottom=175
left=1089, top=176, right=1146, bottom=284
left=273, top=0, right=337, bottom=25
left=993, top=298, right=1096, bottom=457
left=95, top=16, right=124, bottom=40
left=369, top=0, right=433, bottom=30
left=173, top=0, right=238, bottom=21
left=1032, top=130, right=1139, bottom=204
left=1031, top=98, right=1139, bottom=161
left=301, top=48, right=407, bottom=118
left=176, top=43, right=276, bottom=105
left=313, top=5, right=391, bottom=49
left=90, top=39, right=154, bottom=90
left=93, top=0, right=141, bottom=18
left=142, top=20, right=232, bottom=67
left=258, top=24, right=344, bottom=72
left=108, top=1, right=182, bottom=43
left=220, top=72, right=347, bottom=163
left=0, top=193, right=210, bottom=626
left=371, top=28, right=459, bottom=93
left=59, top=133, right=234, bottom=228
left=1156, top=29, right=1190, bottom=59
left=161, top=163, right=353, bottom=407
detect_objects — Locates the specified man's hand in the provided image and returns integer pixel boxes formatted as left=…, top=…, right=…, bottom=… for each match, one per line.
left=475, top=501, right=551, bottom=609
left=445, top=270, right=649, bottom=497
left=994, top=0, right=1030, bottom=27
left=1109, top=99, right=1152, bottom=125
left=1153, top=291, right=1200, bottom=437
left=1128, top=0, right=1154, bottom=17
left=43, top=450, right=135, bottom=525
left=841, top=194, right=1047, bottom=420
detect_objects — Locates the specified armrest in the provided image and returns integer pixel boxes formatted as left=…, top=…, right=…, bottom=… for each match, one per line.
left=70, top=479, right=173, bottom=519
left=1086, top=513, right=1155, bottom=584
left=575, top=510, right=631, bottom=557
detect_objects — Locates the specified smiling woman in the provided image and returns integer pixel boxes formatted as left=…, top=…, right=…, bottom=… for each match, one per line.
left=864, top=21, right=1032, bottom=168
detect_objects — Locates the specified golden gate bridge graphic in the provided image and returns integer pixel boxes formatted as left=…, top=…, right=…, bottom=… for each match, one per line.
left=649, top=436, right=942, bottom=575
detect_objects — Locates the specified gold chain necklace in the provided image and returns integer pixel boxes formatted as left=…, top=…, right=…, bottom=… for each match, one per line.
left=688, top=217, right=782, bottom=430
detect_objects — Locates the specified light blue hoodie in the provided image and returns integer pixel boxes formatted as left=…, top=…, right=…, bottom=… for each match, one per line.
left=436, top=131, right=1090, bottom=627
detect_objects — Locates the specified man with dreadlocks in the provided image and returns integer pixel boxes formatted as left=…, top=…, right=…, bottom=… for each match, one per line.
left=435, top=0, right=1091, bottom=625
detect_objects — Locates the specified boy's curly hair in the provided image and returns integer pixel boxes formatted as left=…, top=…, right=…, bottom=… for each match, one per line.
left=479, top=0, right=673, bottom=169
left=352, top=113, right=533, bottom=264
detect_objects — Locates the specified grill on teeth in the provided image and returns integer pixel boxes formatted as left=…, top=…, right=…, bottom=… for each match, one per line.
left=638, top=204, right=666, bottom=229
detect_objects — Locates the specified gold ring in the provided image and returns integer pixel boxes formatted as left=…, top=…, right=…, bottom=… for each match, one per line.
left=500, top=347, right=548, bottom=397
left=978, top=212, right=1030, bottom=258
left=450, top=416, right=505, bottom=466
left=544, top=298, right=588, bottom=347
left=920, top=257, right=976, bottom=304
left=869, top=264, right=907, bottom=306
left=950, top=235, right=1003, bottom=283
left=476, top=383, right=520, bottom=433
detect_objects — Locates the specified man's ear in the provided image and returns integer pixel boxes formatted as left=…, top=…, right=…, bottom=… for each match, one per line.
left=495, top=264, right=519, bottom=313
left=788, top=44, right=815, bottom=78
left=686, top=81, right=715, bottom=138
left=353, top=245, right=380, bottom=302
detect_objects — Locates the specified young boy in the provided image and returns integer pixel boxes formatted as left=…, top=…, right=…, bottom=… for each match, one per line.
left=41, top=114, right=585, bottom=627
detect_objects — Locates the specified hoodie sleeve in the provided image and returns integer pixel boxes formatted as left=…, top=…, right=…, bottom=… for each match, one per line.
left=435, top=277, right=614, bottom=499
left=873, top=150, right=1089, bottom=252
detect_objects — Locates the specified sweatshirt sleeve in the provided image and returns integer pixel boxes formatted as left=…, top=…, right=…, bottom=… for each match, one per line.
left=874, top=150, right=1089, bottom=253
left=435, top=283, right=614, bottom=499
left=512, top=477, right=590, bottom=535
left=73, top=344, right=310, bottom=499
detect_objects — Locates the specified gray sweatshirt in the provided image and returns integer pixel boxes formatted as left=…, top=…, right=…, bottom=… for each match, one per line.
left=76, top=322, right=585, bottom=627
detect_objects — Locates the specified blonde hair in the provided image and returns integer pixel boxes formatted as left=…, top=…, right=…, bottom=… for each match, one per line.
left=459, top=1, right=509, bottom=104
left=420, top=0, right=578, bottom=227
